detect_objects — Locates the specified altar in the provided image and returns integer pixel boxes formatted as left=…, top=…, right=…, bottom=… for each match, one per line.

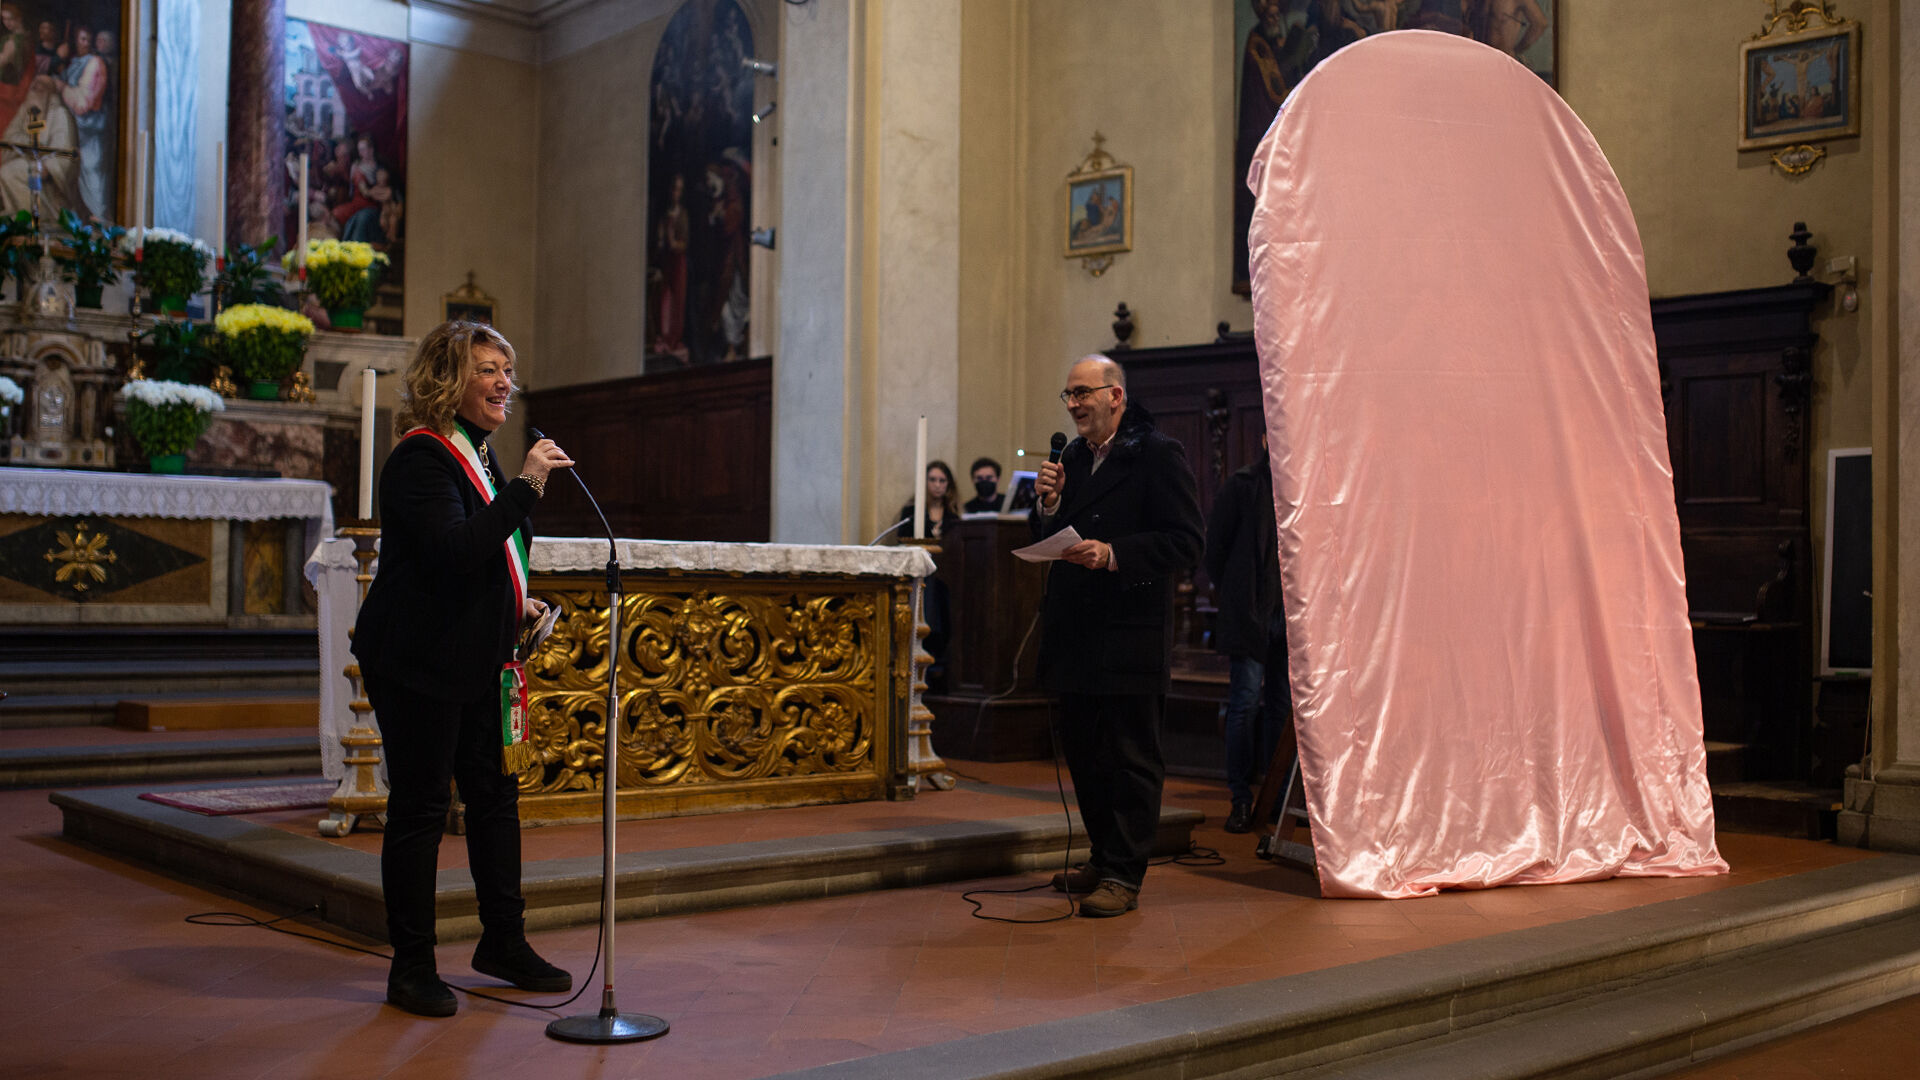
left=0, top=465, right=333, bottom=624
left=310, top=535, right=941, bottom=825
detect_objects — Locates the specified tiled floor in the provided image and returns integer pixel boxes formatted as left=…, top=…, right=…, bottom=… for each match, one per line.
left=3, top=760, right=1891, bottom=1080
left=1661, top=993, right=1920, bottom=1078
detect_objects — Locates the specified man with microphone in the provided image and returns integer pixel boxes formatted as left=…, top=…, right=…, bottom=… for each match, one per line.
left=1032, top=354, right=1203, bottom=916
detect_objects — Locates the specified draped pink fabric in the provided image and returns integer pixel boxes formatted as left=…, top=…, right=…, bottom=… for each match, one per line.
left=1245, top=31, right=1726, bottom=899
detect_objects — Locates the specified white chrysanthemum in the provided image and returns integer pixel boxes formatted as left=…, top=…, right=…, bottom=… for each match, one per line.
left=119, top=379, right=226, bottom=413
left=119, top=227, right=216, bottom=258
left=0, top=375, right=22, bottom=406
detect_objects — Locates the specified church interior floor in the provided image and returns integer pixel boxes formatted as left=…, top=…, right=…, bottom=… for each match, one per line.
left=4, top=760, right=1899, bottom=1080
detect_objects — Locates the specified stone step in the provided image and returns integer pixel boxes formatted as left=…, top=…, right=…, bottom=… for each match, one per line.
left=51, top=780, right=1204, bottom=942
left=114, top=692, right=318, bottom=732
left=1714, top=780, right=1843, bottom=841
left=762, top=855, right=1920, bottom=1080
left=0, top=626, right=317, bottom=665
left=3, top=736, right=320, bottom=788
left=0, top=658, right=319, bottom=705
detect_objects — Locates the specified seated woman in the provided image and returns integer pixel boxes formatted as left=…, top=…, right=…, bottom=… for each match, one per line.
left=351, top=321, right=575, bottom=1018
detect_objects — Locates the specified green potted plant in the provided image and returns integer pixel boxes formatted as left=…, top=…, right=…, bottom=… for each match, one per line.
left=56, top=208, right=126, bottom=309
left=287, top=238, right=388, bottom=330
left=215, top=302, right=314, bottom=400
left=0, top=209, right=42, bottom=301
left=122, top=227, right=213, bottom=314
left=118, top=378, right=224, bottom=473
left=136, top=318, right=221, bottom=385
left=213, top=237, right=285, bottom=307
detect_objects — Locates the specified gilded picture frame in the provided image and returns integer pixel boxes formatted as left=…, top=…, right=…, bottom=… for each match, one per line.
left=1063, top=165, right=1132, bottom=260
left=442, top=271, right=495, bottom=325
left=1738, top=20, right=1860, bottom=151
left=0, top=0, right=136, bottom=226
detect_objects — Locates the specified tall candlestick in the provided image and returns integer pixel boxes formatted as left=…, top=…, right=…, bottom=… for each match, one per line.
left=133, top=129, right=149, bottom=244
left=913, top=415, right=928, bottom=540
left=358, top=368, right=377, bottom=520
left=296, top=152, right=309, bottom=270
left=213, top=141, right=225, bottom=264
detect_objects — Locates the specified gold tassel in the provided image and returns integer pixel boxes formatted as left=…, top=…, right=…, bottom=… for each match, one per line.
left=501, top=740, right=537, bottom=776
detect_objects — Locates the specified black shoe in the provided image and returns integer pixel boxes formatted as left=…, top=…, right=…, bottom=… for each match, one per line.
left=1224, top=801, right=1254, bottom=834
left=472, top=934, right=572, bottom=993
left=1050, top=863, right=1101, bottom=895
left=387, top=964, right=457, bottom=1017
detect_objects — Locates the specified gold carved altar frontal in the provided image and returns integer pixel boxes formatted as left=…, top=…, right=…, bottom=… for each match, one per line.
left=518, top=574, right=911, bottom=823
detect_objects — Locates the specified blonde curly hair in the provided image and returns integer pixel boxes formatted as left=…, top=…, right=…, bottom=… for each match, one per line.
left=392, top=320, right=518, bottom=438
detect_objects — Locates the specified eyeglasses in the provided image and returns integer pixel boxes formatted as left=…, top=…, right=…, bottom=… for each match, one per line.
left=1059, top=385, right=1118, bottom=405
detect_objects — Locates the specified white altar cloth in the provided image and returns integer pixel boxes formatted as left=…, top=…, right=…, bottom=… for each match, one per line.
left=1, top=466, right=334, bottom=543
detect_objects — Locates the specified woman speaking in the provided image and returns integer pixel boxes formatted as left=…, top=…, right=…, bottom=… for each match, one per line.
left=352, top=321, right=574, bottom=1017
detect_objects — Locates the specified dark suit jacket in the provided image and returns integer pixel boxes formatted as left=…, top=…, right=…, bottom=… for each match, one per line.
left=1204, top=456, right=1282, bottom=659
left=1030, top=402, right=1203, bottom=696
left=352, top=425, right=537, bottom=703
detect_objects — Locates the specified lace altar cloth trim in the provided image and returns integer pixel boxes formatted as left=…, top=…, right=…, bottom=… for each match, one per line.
left=533, top=538, right=935, bottom=579
left=0, top=466, right=334, bottom=530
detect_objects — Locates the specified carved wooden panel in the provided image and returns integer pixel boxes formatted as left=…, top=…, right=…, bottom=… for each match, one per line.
left=523, top=358, right=772, bottom=542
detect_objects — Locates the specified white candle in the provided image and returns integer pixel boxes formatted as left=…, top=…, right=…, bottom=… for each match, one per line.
left=296, top=152, right=309, bottom=270
left=213, top=141, right=225, bottom=258
left=913, top=415, right=927, bottom=540
left=358, top=368, right=377, bottom=520
left=133, top=129, right=149, bottom=242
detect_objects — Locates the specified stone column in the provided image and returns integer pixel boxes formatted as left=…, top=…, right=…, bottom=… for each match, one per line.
left=225, top=0, right=286, bottom=252
left=152, top=0, right=200, bottom=233
left=773, top=0, right=962, bottom=545
left=1837, top=0, right=1917, bottom=851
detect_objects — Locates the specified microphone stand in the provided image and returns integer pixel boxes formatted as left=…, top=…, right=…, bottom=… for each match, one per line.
left=536, top=430, right=668, bottom=1044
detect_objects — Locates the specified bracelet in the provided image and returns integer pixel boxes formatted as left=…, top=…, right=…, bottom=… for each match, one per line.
left=517, top=472, right=546, bottom=498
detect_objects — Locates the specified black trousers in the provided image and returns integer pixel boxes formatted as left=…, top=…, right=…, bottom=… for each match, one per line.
left=366, top=672, right=525, bottom=962
left=1057, top=692, right=1166, bottom=890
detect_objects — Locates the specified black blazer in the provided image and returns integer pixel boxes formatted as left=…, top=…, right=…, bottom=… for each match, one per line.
left=1030, top=402, right=1203, bottom=696
left=1204, top=456, right=1282, bottom=659
left=352, top=427, right=537, bottom=703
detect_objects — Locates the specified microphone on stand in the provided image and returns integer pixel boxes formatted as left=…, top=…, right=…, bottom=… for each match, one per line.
left=526, top=426, right=668, bottom=1045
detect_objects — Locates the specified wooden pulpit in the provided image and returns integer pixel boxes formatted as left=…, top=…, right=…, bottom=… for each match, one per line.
left=924, top=514, right=1053, bottom=760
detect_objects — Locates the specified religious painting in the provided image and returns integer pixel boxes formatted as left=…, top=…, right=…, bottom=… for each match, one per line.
left=645, top=0, right=755, bottom=371
left=1231, top=0, right=1557, bottom=294
left=0, top=0, right=131, bottom=226
left=1738, top=20, right=1860, bottom=151
left=283, top=18, right=407, bottom=317
left=1063, top=166, right=1132, bottom=259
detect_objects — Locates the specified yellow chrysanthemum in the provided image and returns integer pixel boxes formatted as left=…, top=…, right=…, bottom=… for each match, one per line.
left=215, top=303, right=316, bottom=338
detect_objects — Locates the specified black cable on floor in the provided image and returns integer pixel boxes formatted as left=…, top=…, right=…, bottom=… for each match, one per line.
left=185, top=901, right=605, bottom=1015
left=961, top=736, right=1079, bottom=923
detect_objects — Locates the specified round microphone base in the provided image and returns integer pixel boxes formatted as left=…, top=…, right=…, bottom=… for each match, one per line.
left=546, top=1011, right=670, bottom=1044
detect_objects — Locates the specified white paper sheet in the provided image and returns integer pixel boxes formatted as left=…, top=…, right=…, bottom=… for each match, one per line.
left=1011, top=526, right=1083, bottom=563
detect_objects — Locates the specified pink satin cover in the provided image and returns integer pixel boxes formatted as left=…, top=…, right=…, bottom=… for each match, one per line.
left=1246, top=31, right=1726, bottom=899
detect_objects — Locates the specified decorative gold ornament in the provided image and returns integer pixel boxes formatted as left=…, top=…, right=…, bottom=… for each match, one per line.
left=43, top=520, right=116, bottom=592
left=125, top=356, right=147, bottom=381
left=1757, top=0, right=1843, bottom=37
left=209, top=365, right=238, bottom=397
left=520, top=585, right=881, bottom=798
left=287, top=369, right=316, bottom=404
left=1770, top=144, right=1826, bottom=175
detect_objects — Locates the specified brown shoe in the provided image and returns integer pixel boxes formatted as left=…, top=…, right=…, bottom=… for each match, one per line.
left=1076, top=881, right=1139, bottom=918
left=1049, top=863, right=1100, bottom=895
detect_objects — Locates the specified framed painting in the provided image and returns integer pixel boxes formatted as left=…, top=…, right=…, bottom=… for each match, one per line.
left=1231, top=0, right=1558, bottom=293
left=0, top=0, right=134, bottom=226
left=1063, top=165, right=1132, bottom=259
left=442, top=271, right=494, bottom=325
left=1738, top=20, right=1860, bottom=151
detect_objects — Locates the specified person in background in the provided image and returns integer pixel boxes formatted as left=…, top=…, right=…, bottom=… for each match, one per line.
left=1204, top=432, right=1290, bottom=833
left=897, top=459, right=959, bottom=541
left=964, top=457, right=1005, bottom=513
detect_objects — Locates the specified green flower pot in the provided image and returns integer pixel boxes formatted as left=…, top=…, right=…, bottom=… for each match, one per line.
left=149, top=453, right=186, bottom=474
left=75, top=283, right=104, bottom=309
left=327, top=305, right=365, bottom=331
left=247, top=379, right=281, bottom=401
left=154, top=292, right=187, bottom=315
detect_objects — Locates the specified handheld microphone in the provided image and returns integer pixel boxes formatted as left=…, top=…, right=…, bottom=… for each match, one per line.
left=528, top=426, right=617, bottom=577
left=1048, top=432, right=1067, bottom=463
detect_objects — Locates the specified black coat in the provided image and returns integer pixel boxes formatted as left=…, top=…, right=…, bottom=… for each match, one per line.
left=1204, top=456, right=1282, bottom=659
left=1030, top=402, right=1204, bottom=696
left=352, top=426, right=537, bottom=703
left=964, top=493, right=1006, bottom=513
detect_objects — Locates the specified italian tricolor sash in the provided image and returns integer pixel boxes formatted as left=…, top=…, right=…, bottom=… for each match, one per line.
left=403, top=425, right=538, bottom=774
